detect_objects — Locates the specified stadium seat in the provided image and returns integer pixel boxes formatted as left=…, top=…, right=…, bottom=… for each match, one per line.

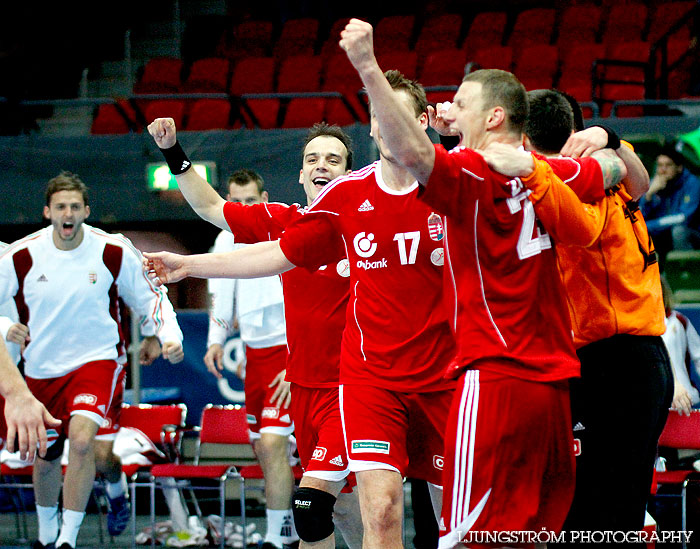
left=182, top=57, right=231, bottom=93
left=425, top=89, right=458, bottom=105
left=555, top=5, right=602, bottom=55
left=507, top=8, right=556, bottom=47
left=133, top=57, right=183, bottom=94
left=601, top=41, right=651, bottom=84
left=240, top=98, right=281, bottom=129
left=376, top=50, right=418, bottom=80
left=419, top=48, right=469, bottom=87
left=558, top=42, right=606, bottom=89
left=601, top=3, right=648, bottom=45
left=229, top=56, right=276, bottom=95
left=319, top=17, right=352, bottom=60
left=654, top=409, right=700, bottom=547
left=184, top=99, right=233, bottom=130
left=281, top=97, right=327, bottom=128
left=468, top=45, right=513, bottom=72
left=324, top=95, right=364, bottom=126
left=462, top=11, right=508, bottom=54
left=216, top=19, right=274, bottom=61
left=374, top=15, right=415, bottom=55
left=90, top=101, right=137, bottom=134
left=322, top=52, right=363, bottom=93
left=513, top=44, right=559, bottom=91
left=277, top=54, right=323, bottom=92
left=273, top=17, right=320, bottom=60
left=648, top=1, right=695, bottom=44
left=119, top=403, right=188, bottom=543
left=413, top=14, right=464, bottom=63
left=142, top=99, right=187, bottom=130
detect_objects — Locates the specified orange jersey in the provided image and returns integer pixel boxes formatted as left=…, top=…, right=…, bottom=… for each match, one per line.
left=531, top=170, right=665, bottom=347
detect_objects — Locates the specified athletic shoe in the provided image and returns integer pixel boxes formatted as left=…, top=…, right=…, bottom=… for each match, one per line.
left=106, top=492, right=131, bottom=536
left=30, top=542, right=55, bottom=549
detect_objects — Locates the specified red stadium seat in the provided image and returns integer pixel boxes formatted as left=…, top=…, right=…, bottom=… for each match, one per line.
left=319, top=17, right=352, bottom=60
left=229, top=56, right=276, bottom=95
left=419, top=48, right=468, bottom=87
left=463, top=11, right=508, bottom=54
left=513, top=44, right=559, bottom=90
left=322, top=52, right=363, bottom=93
left=142, top=99, right=186, bottom=129
left=558, top=42, right=606, bottom=89
left=374, top=15, right=415, bottom=55
left=277, top=54, right=323, bottom=92
left=414, top=14, right=464, bottom=62
left=240, top=98, right=281, bottom=128
left=600, top=84, right=646, bottom=117
left=555, top=5, right=602, bottom=54
left=133, top=57, right=183, bottom=94
left=91, top=101, right=137, bottom=134
left=182, top=57, right=230, bottom=93
left=184, top=99, right=232, bottom=130
left=469, top=45, right=513, bottom=72
left=648, top=1, right=695, bottom=43
left=324, top=95, right=365, bottom=126
left=601, top=41, right=651, bottom=83
left=507, top=8, right=556, bottom=47
left=601, top=3, right=648, bottom=45
left=281, top=97, right=327, bottom=128
left=376, top=50, right=418, bottom=80
left=216, top=19, right=273, bottom=61
left=273, top=17, right=320, bottom=60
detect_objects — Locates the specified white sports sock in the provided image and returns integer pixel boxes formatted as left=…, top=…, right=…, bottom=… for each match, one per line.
left=105, top=472, right=127, bottom=499
left=36, top=504, right=59, bottom=545
left=264, top=508, right=298, bottom=546
left=55, top=508, right=85, bottom=548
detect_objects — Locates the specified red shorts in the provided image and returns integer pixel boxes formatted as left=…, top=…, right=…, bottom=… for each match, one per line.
left=26, top=360, right=124, bottom=437
left=340, top=384, right=452, bottom=486
left=95, top=367, right=127, bottom=440
left=290, top=384, right=351, bottom=483
left=439, top=369, right=575, bottom=549
left=0, top=394, right=6, bottom=445
left=245, top=345, right=294, bottom=439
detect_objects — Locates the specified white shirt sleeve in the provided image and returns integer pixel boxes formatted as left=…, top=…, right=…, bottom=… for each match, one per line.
left=207, top=231, right=237, bottom=348
left=114, top=236, right=183, bottom=346
left=686, top=317, right=700, bottom=384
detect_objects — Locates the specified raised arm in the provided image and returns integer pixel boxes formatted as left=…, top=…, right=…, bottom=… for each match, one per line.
left=147, top=118, right=229, bottom=230
left=143, top=240, right=295, bottom=286
left=340, top=19, right=436, bottom=183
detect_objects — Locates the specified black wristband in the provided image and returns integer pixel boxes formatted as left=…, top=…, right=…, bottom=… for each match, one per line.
left=160, top=141, right=192, bottom=175
left=592, top=125, right=621, bottom=150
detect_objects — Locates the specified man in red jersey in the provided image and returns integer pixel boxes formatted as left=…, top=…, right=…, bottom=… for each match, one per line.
left=145, top=72, right=460, bottom=548
left=336, top=19, right=624, bottom=549
left=147, top=119, right=363, bottom=549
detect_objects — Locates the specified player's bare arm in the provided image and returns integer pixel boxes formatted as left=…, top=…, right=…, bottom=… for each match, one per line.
left=6, top=322, right=30, bottom=352
left=0, top=339, right=61, bottom=461
left=143, top=240, right=295, bottom=285
left=340, top=19, right=436, bottom=183
left=204, top=343, right=225, bottom=379
left=590, top=149, right=628, bottom=189
left=478, top=142, right=535, bottom=177
left=268, top=369, right=292, bottom=409
left=147, top=117, right=229, bottom=230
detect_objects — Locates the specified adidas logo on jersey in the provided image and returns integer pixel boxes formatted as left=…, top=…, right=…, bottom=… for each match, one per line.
left=329, top=455, right=344, bottom=466
left=37, top=274, right=48, bottom=282
left=358, top=199, right=374, bottom=211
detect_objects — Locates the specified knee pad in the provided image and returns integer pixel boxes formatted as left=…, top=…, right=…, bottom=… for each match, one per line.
left=293, top=487, right=337, bottom=542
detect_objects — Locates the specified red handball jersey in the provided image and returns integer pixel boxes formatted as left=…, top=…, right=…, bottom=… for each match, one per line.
left=421, top=145, right=585, bottom=383
left=279, top=161, right=457, bottom=393
left=223, top=201, right=349, bottom=388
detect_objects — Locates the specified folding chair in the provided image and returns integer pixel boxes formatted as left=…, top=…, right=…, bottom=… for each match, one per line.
left=118, top=403, right=187, bottom=546
left=654, top=409, right=700, bottom=547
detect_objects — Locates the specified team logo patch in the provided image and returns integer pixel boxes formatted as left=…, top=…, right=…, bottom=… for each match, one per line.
left=329, top=455, right=345, bottom=467
left=430, top=248, right=444, bottom=267
left=573, top=439, right=582, bottom=456
left=88, top=271, right=97, bottom=284
left=73, top=393, right=97, bottom=406
left=262, top=407, right=280, bottom=419
left=311, top=446, right=328, bottom=461
left=336, top=259, right=350, bottom=278
left=427, top=212, right=444, bottom=241
left=433, top=455, right=444, bottom=470
left=352, top=440, right=390, bottom=454
left=246, top=414, right=257, bottom=425
left=353, top=232, right=377, bottom=258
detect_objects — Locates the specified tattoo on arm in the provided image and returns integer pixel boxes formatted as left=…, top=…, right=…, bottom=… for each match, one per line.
left=591, top=149, right=625, bottom=189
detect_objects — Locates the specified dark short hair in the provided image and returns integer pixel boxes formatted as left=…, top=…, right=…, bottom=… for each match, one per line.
left=224, top=168, right=265, bottom=195
left=382, top=69, right=428, bottom=117
left=302, top=122, right=354, bottom=171
left=45, top=171, right=89, bottom=206
left=657, top=144, right=685, bottom=167
left=558, top=90, right=585, bottom=132
left=525, top=89, right=575, bottom=155
left=463, top=69, right=528, bottom=135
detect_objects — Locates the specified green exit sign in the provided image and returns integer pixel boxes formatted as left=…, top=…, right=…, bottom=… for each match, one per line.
left=146, top=162, right=217, bottom=191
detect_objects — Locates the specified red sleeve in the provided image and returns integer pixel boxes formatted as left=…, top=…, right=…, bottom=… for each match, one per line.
left=420, top=144, right=489, bottom=219
left=223, top=201, right=297, bottom=243
left=544, top=157, right=605, bottom=204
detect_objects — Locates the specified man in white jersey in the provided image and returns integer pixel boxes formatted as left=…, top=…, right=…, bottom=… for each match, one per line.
left=0, top=171, right=184, bottom=549
left=205, top=168, right=298, bottom=549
